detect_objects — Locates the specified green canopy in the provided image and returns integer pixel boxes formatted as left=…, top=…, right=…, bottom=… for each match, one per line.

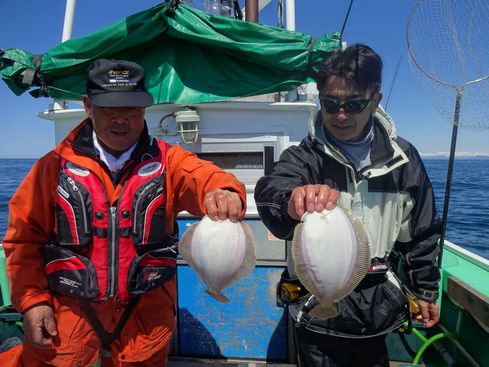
left=0, top=1, right=341, bottom=104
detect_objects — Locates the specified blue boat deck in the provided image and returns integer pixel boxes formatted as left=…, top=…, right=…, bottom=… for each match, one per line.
left=165, top=358, right=420, bottom=366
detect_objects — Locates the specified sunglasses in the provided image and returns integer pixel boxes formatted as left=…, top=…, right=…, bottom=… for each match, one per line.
left=319, top=93, right=377, bottom=114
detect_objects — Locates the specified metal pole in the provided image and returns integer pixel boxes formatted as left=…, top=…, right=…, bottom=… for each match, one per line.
left=285, top=0, right=295, bottom=31
left=438, top=91, right=463, bottom=268
left=62, top=0, right=76, bottom=42
left=245, top=0, right=259, bottom=23
left=52, top=0, right=76, bottom=110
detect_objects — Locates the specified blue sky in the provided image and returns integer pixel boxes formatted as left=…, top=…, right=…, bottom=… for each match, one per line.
left=1, top=0, right=488, bottom=158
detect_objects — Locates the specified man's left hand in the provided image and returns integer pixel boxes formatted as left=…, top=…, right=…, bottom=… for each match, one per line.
left=204, top=189, right=243, bottom=222
left=416, top=299, right=439, bottom=327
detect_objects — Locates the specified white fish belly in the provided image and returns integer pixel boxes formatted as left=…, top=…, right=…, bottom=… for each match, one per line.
left=191, top=216, right=246, bottom=289
left=296, top=208, right=364, bottom=301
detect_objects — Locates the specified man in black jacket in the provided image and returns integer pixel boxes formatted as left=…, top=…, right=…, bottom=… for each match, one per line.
left=254, top=44, right=440, bottom=367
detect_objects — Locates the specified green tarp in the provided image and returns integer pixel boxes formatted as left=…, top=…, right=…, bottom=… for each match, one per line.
left=0, top=1, right=341, bottom=104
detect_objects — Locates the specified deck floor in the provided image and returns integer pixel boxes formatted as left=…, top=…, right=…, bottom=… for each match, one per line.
left=166, top=359, right=423, bottom=367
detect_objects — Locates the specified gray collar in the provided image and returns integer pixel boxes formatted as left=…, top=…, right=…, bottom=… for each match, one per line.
left=324, top=119, right=374, bottom=171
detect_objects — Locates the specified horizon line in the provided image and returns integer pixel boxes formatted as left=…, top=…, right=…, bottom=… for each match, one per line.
left=420, top=151, right=489, bottom=158
left=2, top=151, right=489, bottom=160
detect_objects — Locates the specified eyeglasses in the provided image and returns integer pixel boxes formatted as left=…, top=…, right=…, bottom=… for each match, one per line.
left=319, top=93, right=377, bottom=114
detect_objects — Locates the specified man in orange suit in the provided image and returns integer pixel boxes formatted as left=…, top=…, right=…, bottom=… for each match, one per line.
left=2, top=59, right=246, bottom=366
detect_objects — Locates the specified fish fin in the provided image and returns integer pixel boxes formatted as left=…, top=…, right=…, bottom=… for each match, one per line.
left=348, top=213, right=370, bottom=252
left=232, top=221, right=257, bottom=282
left=291, top=223, right=321, bottom=298
left=309, top=304, right=337, bottom=320
left=178, top=222, right=198, bottom=266
left=177, top=221, right=210, bottom=287
left=205, top=289, right=229, bottom=303
left=336, top=211, right=371, bottom=300
left=350, top=212, right=371, bottom=284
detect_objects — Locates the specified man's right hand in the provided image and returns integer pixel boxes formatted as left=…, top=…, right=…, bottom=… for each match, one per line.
left=287, top=184, right=339, bottom=220
left=416, top=299, right=440, bottom=328
left=23, top=303, right=58, bottom=349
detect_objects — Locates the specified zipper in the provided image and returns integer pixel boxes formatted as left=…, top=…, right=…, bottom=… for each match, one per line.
left=108, top=206, right=117, bottom=298
left=66, top=176, right=89, bottom=235
left=95, top=174, right=114, bottom=301
left=346, top=166, right=356, bottom=188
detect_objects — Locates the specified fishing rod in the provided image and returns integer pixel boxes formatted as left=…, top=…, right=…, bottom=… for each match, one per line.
left=384, top=50, right=404, bottom=112
left=339, top=0, right=354, bottom=39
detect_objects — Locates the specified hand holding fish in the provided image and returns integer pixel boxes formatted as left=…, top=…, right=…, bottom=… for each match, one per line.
left=288, top=184, right=339, bottom=220
left=417, top=299, right=440, bottom=328
left=204, top=188, right=243, bottom=222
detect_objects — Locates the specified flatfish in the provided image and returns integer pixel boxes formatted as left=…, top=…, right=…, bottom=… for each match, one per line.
left=292, top=207, right=370, bottom=319
left=178, top=215, right=256, bottom=303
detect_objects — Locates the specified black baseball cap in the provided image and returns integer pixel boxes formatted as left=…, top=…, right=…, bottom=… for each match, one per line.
left=86, top=59, right=154, bottom=107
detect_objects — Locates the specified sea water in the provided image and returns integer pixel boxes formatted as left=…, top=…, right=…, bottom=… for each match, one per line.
left=0, top=158, right=488, bottom=259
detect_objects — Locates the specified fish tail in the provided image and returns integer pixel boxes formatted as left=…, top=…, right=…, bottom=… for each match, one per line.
left=309, top=304, right=337, bottom=320
left=205, top=289, right=229, bottom=303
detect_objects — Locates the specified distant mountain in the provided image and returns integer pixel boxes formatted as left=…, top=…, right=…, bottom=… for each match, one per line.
left=420, top=152, right=489, bottom=159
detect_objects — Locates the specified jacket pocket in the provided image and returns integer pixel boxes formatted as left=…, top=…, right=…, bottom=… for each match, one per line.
left=56, top=172, right=93, bottom=246
left=127, top=245, right=177, bottom=295
left=131, top=175, right=167, bottom=246
left=44, top=244, right=99, bottom=299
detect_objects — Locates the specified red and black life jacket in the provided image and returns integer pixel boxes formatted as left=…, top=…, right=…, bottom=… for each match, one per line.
left=44, top=141, right=177, bottom=302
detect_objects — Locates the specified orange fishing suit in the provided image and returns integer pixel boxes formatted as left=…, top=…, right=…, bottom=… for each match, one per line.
left=1, top=119, right=246, bottom=366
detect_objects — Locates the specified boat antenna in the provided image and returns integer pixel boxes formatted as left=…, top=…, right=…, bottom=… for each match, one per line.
left=339, top=0, right=354, bottom=39
left=384, top=50, right=404, bottom=112
left=407, top=0, right=489, bottom=267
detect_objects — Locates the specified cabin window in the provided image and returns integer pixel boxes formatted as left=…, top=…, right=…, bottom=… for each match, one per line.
left=197, top=152, right=263, bottom=170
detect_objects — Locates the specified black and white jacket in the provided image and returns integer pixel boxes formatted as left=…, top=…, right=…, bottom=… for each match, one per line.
left=255, top=107, right=440, bottom=306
